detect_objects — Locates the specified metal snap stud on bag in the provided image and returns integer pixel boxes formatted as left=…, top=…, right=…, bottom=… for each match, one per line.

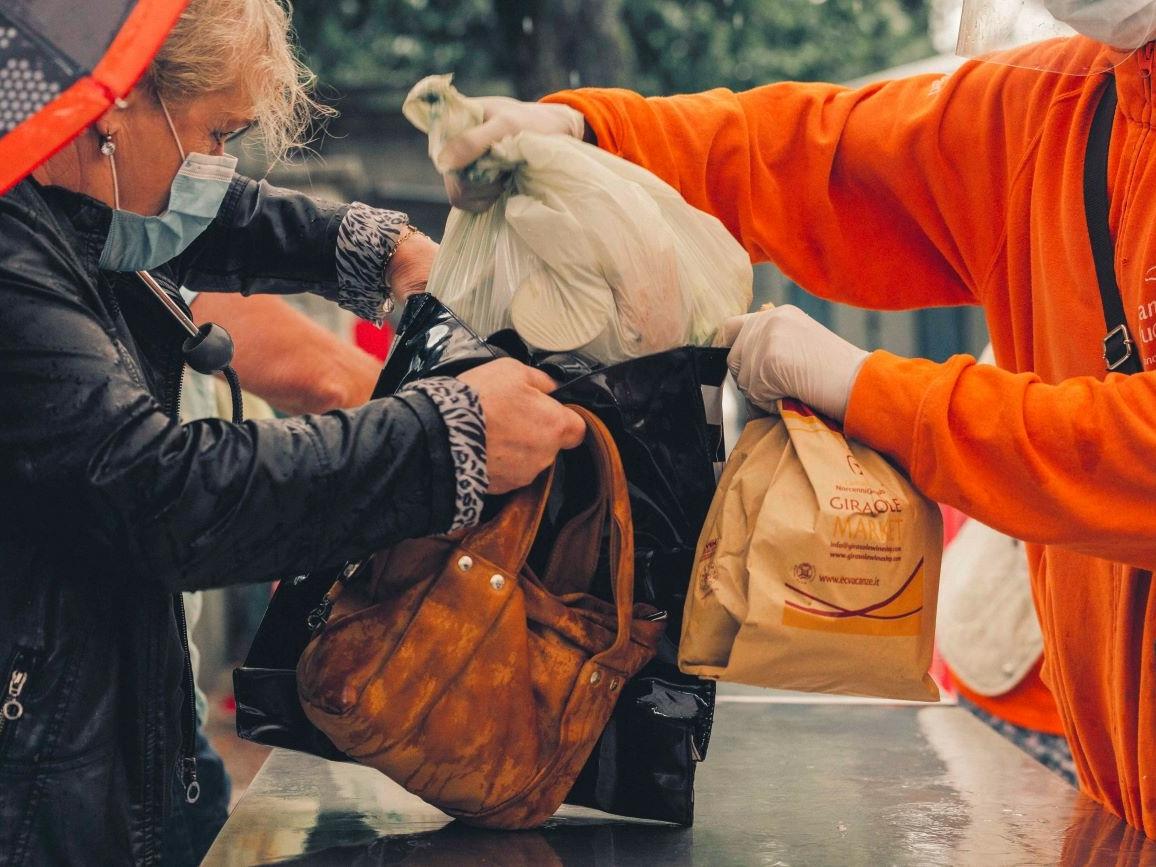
left=489, top=574, right=505, bottom=591
left=458, top=556, right=474, bottom=572
left=589, top=671, right=602, bottom=686
left=609, top=678, right=620, bottom=692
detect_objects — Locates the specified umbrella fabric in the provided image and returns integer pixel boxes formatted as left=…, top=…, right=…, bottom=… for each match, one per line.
left=0, top=0, right=186, bottom=194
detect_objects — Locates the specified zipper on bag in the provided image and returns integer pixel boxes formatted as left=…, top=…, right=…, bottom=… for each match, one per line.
left=307, top=560, right=364, bottom=635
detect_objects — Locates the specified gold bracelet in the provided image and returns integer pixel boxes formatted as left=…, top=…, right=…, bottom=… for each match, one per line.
left=380, top=224, right=426, bottom=314
left=383, top=224, right=425, bottom=288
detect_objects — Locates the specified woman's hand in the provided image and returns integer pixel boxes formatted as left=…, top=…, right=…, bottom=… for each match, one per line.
left=387, top=231, right=439, bottom=304
left=457, top=359, right=585, bottom=494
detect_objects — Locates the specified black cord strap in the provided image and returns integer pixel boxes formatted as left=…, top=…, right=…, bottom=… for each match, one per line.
left=1083, top=78, right=1143, bottom=374
left=222, top=365, right=245, bottom=424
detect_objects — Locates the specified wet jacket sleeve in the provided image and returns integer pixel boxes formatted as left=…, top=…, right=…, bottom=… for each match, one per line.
left=173, top=177, right=408, bottom=323
left=846, top=352, right=1156, bottom=571
left=0, top=207, right=461, bottom=593
left=544, top=64, right=1032, bottom=309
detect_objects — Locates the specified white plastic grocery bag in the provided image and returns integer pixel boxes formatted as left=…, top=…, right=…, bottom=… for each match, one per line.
left=403, top=75, right=752, bottom=363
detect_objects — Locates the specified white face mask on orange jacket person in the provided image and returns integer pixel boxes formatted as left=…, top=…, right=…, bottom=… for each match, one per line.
left=1043, top=0, right=1156, bottom=49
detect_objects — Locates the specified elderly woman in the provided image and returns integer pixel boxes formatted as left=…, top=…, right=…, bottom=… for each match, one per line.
left=0, top=0, right=584, bottom=863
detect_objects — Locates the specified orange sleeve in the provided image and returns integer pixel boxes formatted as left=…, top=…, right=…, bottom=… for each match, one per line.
left=545, top=62, right=1033, bottom=311
left=954, top=661, right=1065, bottom=736
left=846, top=352, right=1156, bottom=571
left=189, top=293, right=380, bottom=413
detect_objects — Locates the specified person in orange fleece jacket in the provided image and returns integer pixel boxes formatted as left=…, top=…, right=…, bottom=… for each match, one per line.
left=437, top=5, right=1156, bottom=837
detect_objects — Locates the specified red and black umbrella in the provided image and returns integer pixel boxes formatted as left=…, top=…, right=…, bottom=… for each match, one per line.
left=0, top=0, right=186, bottom=194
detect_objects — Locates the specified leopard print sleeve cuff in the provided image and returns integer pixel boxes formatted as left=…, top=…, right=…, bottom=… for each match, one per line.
left=335, top=202, right=409, bottom=325
left=404, top=377, right=488, bottom=530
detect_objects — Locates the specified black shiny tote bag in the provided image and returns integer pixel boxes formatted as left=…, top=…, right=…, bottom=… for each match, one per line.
left=234, top=293, right=727, bottom=825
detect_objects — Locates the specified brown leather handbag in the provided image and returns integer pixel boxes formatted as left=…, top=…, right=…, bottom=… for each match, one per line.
left=296, top=406, right=665, bottom=829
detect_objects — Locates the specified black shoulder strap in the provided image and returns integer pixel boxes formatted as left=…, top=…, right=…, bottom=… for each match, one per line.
left=1084, top=78, right=1143, bottom=374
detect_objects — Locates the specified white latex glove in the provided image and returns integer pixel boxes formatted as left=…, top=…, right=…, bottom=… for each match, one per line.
left=437, top=97, right=586, bottom=212
left=723, top=305, right=870, bottom=423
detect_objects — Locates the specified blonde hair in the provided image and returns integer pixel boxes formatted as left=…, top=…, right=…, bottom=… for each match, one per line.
left=147, top=0, right=330, bottom=161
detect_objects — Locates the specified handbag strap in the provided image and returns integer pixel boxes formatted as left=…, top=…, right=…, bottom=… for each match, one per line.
left=540, top=474, right=609, bottom=597
left=462, top=406, right=638, bottom=655
left=567, top=406, right=637, bottom=657
left=464, top=462, right=556, bottom=572
left=1084, top=78, right=1144, bottom=374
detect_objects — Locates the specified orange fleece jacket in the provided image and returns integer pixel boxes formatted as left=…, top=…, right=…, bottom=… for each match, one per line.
left=548, top=36, right=1156, bottom=833
left=955, top=662, right=1065, bottom=736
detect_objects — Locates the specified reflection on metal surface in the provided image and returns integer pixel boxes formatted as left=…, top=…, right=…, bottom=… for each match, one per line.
left=204, top=704, right=1156, bottom=866
left=919, top=706, right=1059, bottom=863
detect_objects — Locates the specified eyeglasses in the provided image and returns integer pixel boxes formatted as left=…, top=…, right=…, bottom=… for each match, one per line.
left=212, top=122, right=255, bottom=147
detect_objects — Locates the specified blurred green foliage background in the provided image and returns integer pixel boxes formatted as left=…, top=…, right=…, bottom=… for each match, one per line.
left=291, top=0, right=933, bottom=103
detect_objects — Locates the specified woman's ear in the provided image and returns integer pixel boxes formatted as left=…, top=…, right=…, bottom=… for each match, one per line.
left=95, top=92, right=133, bottom=139
left=115, top=87, right=144, bottom=111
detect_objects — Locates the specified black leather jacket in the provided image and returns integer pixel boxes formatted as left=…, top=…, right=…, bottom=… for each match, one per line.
left=0, top=177, right=460, bottom=865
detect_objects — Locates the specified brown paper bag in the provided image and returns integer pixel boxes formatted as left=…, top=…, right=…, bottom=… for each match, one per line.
left=680, top=400, right=942, bottom=701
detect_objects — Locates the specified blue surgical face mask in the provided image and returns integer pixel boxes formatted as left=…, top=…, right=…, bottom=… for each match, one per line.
left=99, top=98, right=238, bottom=272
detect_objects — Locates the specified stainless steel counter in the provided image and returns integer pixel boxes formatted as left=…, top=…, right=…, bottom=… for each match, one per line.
left=203, top=698, right=1156, bottom=866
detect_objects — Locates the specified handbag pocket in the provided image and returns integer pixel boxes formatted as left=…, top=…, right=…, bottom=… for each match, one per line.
left=299, top=549, right=518, bottom=751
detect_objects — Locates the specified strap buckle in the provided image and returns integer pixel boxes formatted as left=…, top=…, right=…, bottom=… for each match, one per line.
left=1103, top=323, right=1136, bottom=371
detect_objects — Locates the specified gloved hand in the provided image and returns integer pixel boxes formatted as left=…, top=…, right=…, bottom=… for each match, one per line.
left=438, top=97, right=587, bottom=212
left=723, top=305, right=870, bottom=423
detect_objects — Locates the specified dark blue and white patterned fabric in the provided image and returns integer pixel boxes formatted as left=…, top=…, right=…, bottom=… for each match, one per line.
left=404, top=377, right=488, bottom=530
left=958, top=695, right=1077, bottom=787
left=335, top=202, right=409, bottom=324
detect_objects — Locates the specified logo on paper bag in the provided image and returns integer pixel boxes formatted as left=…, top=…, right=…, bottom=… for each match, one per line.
left=781, top=558, right=925, bottom=637
left=792, top=562, right=816, bottom=584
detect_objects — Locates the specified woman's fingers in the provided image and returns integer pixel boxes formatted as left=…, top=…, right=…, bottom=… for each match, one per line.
left=457, top=359, right=588, bottom=493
